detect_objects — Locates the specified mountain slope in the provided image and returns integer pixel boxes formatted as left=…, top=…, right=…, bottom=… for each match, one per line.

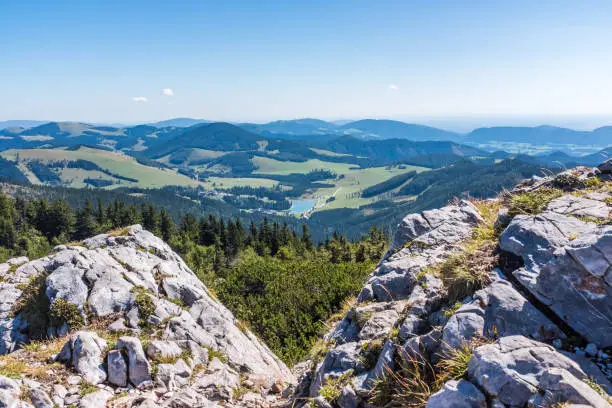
left=467, top=125, right=612, bottom=146
left=323, top=135, right=484, bottom=162
left=240, top=118, right=338, bottom=135
left=339, top=119, right=460, bottom=141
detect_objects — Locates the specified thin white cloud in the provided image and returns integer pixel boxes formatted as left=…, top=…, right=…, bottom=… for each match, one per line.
left=388, top=84, right=399, bottom=91
left=162, top=88, right=174, bottom=96
left=132, top=96, right=148, bottom=103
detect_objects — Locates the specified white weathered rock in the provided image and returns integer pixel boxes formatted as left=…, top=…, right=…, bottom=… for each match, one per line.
left=45, top=265, right=89, bottom=310
left=547, top=195, right=610, bottom=219
left=499, top=211, right=596, bottom=268
left=426, top=379, right=486, bottom=408
left=442, top=271, right=564, bottom=348
left=529, top=368, right=611, bottom=408
left=467, top=336, right=607, bottom=407
left=116, top=336, right=152, bottom=388
left=145, top=340, right=182, bottom=360
left=28, top=388, right=53, bottom=408
left=107, top=349, right=128, bottom=387
left=57, top=331, right=108, bottom=384
left=78, top=389, right=112, bottom=408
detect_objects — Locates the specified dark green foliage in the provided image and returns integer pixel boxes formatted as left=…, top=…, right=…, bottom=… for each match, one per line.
left=13, top=273, right=50, bottom=338
left=0, top=157, right=30, bottom=184
left=84, top=178, right=114, bottom=187
left=49, top=298, right=84, bottom=329
left=361, top=171, right=416, bottom=198
left=132, top=287, right=156, bottom=324
left=27, top=161, right=62, bottom=184
left=202, top=248, right=375, bottom=364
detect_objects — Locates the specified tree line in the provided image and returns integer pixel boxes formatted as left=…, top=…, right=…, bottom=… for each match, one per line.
left=0, top=191, right=387, bottom=364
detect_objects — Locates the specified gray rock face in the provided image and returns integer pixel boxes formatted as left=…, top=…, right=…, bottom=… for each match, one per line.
left=547, top=195, right=610, bottom=219
left=530, top=368, right=611, bottom=408
left=467, top=336, right=601, bottom=407
left=191, top=357, right=240, bottom=401
left=78, top=389, right=112, bottom=408
left=57, top=331, right=108, bottom=384
left=500, top=205, right=612, bottom=347
left=107, top=349, right=128, bottom=387
left=389, top=200, right=483, bottom=251
left=116, top=336, right=152, bottom=388
left=145, top=340, right=182, bottom=360
left=499, top=211, right=596, bottom=268
left=426, top=379, right=486, bottom=408
left=45, top=265, right=88, bottom=311
left=28, top=388, right=53, bottom=408
left=598, top=158, right=612, bottom=174
left=0, top=375, right=21, bottom=408
left=442, top=271, right=564, bottom=348
left=0, top=225, right=292, bottom=390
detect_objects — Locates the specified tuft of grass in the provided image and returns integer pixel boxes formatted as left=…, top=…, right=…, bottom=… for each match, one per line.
left=236, top=320, right=250, bottom=334
left=131, top=286, right=156, bottom=325
left=308, top=339, right=335, bottom=364
left=442, top=301, right=462, bottom=318
left=370, top=353, right=438, bottom=408
left=507, top=187, right=563, bottom=216
left=319, top=370, right=354, bottom=402
left=50, top=298, right=85, bottom=330
left=353, top=309, right=373, bottom=328
left=435, top=344, right=474, bottom=387
left=21, top=337, right=66, bottom=361
left=429, top=243, right=496, bottom=304
left=205, top=346, right=228, bottom=364
left=324, top=296, right=356, bottom=331
left=79, top=382, right=99, bottom=396
left=12, top=273, right=51, bottom=338
left=583, top=377, right=612, bottom=404
left=0, top=359, right=26, bottom=379
left=108, top=227, right=130, bottom=237
left=359, top=339, right=384, bottom=371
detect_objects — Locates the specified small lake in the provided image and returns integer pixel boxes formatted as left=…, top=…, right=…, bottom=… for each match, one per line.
left=288, top=199, right=316, bottom=214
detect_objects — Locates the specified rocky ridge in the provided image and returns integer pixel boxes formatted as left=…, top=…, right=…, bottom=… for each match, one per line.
left=0, top=225, right=293, bottom=407
left=292, top=159, right=612, bottom=407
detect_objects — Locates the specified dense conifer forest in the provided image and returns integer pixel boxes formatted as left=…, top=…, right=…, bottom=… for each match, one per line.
left=0, top=191, right=385, bottom=363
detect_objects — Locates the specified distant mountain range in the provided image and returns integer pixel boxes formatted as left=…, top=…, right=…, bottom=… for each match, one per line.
left=2, top=117, right=611, bottom=148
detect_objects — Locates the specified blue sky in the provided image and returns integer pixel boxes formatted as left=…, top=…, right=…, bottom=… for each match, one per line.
left=2, top=0, right=612, bottom=126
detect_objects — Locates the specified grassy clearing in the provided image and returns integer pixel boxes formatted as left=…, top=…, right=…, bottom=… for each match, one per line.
left=252, top=157, right=355, bottom=175
left=2, top=147, right=202, bottom=189
left=310, top=165, right=428, bottom=211
left=200, top=176, right=279, bottom=189
left=309, top=148, right=355, bottom=157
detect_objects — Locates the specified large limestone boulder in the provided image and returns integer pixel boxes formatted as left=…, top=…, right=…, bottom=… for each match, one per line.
left=56, top=331, right=108, bottom=384
left=426, top=379, right=486, bottom=408
left=502, top=213, right=612, bottom=346
left=467, top=336, right=611, bottom=407
left=442, top=271, right=565, bottom=348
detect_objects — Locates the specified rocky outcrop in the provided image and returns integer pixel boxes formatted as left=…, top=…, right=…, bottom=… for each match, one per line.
left=296, top=164, right=612, bottom=407
left=0, top=225, right=293, bottom=407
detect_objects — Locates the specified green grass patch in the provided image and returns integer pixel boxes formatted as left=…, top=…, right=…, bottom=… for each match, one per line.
left=507, top=187, right=563, bottom=216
